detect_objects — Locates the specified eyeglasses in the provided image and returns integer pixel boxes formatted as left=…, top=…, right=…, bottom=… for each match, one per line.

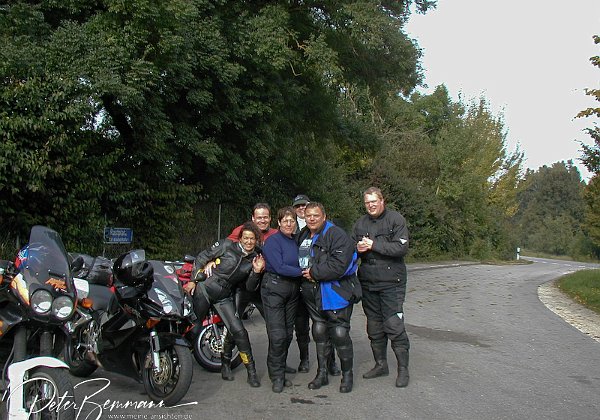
left=294, top=204, right=307, bottom=208
left=280, top=219, right=296, bottom=224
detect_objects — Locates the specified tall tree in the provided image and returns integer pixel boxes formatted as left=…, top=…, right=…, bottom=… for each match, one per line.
left=514, top=162, right=586, bottom=255
left=578, top=34, right=600, bottom=252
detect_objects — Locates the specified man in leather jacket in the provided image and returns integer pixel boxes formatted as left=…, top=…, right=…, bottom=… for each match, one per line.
left=352, top=187, right=410, bottom=388
left=297, top=202, right=359, bottom=393
left=292, top=194, right=340, bottom=376
left=186, top=222, right=265, bottom=387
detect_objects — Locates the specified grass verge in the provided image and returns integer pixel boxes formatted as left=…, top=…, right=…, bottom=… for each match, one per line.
left=557, top=269, right=600, bottom=315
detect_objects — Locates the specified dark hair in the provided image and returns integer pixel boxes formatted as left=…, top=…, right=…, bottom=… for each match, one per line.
left=238, top=221, right=263, bottom=243
left=277, top=206, right=296, bottom=222
left=305, top=202, right=326, bottom=215
left=252, top=203, right=271, bottom=216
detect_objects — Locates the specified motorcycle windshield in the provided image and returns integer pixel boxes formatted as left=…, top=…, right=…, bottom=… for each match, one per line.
left=21, top=225, right=74, bottom=294
left=147, top=260, right=185, bottom=317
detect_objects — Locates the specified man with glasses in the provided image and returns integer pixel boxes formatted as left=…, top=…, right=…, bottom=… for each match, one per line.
left=293, top=194, right=309, bottom=233
left=352, top=187, right=410, bottom=388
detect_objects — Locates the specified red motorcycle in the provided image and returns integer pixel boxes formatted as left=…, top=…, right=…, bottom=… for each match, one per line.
left=174, top=257, right=242, bottom=372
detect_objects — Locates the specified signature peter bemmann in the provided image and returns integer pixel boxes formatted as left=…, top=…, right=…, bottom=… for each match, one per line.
left=3, top=377, right=197, bottom=420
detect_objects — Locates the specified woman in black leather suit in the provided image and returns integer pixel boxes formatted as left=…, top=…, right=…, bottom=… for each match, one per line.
left=185, top=221, right=265, bottom=387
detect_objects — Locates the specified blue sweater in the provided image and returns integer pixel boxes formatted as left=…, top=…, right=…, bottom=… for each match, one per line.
left=263, top=231, right=303, bottom=278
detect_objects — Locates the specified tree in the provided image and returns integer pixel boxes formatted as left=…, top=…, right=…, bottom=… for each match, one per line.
left=578, top=35, right=600, bottom=253
left=578, top=34, right=600, bottom=171
left=0, top=1, right=437, bottom=258
left=514, top=162, right=586, bottom=256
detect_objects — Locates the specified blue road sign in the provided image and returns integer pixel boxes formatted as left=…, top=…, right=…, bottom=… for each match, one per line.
left=103, top=227, right=133, bottom=244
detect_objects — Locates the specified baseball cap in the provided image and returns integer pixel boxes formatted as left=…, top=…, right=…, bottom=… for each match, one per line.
left=292, top=194, right=310, bottom=206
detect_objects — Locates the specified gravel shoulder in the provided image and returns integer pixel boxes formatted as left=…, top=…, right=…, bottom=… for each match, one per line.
left=538, top=280, right=600, bottom=343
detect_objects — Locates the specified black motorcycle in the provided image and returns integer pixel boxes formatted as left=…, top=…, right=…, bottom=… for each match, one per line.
left=64, top=250, right=194, bottom=406
left=0, top=225, right=77, bottom=419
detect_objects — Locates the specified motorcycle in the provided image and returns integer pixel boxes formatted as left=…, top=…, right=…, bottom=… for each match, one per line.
left=64, top=251, right=194, bottom=406
left=0, top=225, right=77, bottom=419
left=173, top=257, right=242, bottom=373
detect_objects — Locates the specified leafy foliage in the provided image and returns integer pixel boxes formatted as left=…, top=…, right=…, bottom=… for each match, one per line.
left=514, top=162, right=587, bottom=256
left=578, top=34, right=600, bottom=254
left=1, top=0, right=544, bottom=263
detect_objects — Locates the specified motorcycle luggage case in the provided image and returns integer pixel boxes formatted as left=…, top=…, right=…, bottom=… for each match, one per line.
left=72, top=254, right=113, bottom=286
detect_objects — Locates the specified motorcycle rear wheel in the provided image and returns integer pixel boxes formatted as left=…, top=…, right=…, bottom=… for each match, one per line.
left=24, top=367, right=75, bottom=420
left=142, top=344, right=193, bottom=407
left=192, top=324, right=242, bottom=372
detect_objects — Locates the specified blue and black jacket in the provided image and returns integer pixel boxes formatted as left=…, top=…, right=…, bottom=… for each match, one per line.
left=297, top=221, right=361, bottom=310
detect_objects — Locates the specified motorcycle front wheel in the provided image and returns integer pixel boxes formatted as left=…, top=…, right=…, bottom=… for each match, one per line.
left=24, top=367, right=75, bottom=420
left=142, top=344, right=193, bottom=407
left=63, top=325, right=98, bottom=378
left=192, top=324, right=242, bottom=372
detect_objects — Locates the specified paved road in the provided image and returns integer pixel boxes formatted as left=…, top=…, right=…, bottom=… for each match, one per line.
left=70, top=259, right=600, bottom=420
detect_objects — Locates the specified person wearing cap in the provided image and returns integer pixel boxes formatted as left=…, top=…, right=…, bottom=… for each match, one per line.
left=292, top=194, right=311, bottom=372
left=292, top=195, right=341, bottom=376
left=292, top=194, right=310, bottom=233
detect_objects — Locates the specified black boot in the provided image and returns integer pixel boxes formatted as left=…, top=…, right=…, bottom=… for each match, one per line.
left=308, top=343, right=330, bottom=390
left=221, top=357, right=234, bottom=381
left=393, top=347, right=409, bottom=388
left=363, top=339, right=389, bottom=379
left=338, top=347, right=354, bottom=393
left=298, top=341, right=310, bottom=373
left=241, top=351, right=261, bottom=388
left=327, top=342, right=341, bottom=376
left=220, top=334, right=234, bottom=381
left=272, top=378, right=284, bottom=393
left=340, top=370, right=353, bottom=393
left=298, top=358, right=310, bottom=373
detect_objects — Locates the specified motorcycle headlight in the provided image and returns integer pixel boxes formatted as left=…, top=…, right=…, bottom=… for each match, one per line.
left=31, top=289, right=53, bottom=314
left=52, top=295, right=75, bottom=320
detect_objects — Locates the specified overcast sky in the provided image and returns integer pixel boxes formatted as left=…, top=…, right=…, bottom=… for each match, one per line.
left=405, top=0, right=600, bottom=180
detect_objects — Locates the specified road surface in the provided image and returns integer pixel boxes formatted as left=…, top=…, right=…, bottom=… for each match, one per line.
left=69, top=258, right=600, bottom=420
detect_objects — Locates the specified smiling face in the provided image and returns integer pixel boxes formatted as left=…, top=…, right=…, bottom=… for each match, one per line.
left=305, top=206, right=326, bottom=234
left=239, top=230, right=258, bottom=253
left=364, top=192, right=385, bottom=218
left=294, top=203, right=307, bottom=219
left=252, top=208, right=271, bottom=232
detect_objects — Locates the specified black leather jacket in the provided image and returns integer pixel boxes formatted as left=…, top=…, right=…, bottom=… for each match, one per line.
left=352, top=208, right=409, bottom=291
left=194, top=239, right=261, bottom=297
left=296, top=222, right=355, bottom=282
